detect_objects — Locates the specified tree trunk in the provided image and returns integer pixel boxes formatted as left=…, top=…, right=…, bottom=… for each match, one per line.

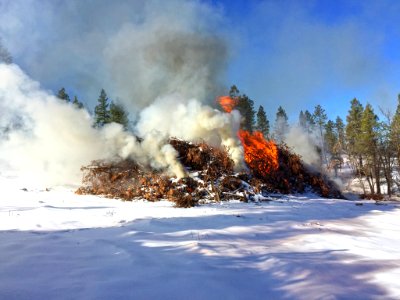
left=373, top=153, right=381, bottom=195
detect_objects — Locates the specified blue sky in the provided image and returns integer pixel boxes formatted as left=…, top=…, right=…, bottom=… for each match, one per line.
left=1, top=0, right=400, bottom=123
left=217, top=0, right=400, bottom=121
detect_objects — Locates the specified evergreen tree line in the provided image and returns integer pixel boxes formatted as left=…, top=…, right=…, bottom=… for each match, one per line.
left=56, top=87, right=129, bottom=129
left=228, top=84, right=400, bottom=196
left=299, top=97, right=400, bottom=196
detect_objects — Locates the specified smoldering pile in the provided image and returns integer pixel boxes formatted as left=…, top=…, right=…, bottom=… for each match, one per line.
left=76, top=138, right=343, bottom=207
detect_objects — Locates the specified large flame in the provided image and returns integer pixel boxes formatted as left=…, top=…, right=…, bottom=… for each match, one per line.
left=238, top=130, right=279, bottom=177
left=218, top=95, right=279, bottom=176
left=218, top=95, right=238, bottom=113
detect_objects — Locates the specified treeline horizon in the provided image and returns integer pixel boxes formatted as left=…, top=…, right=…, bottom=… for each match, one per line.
left=227, top=84, right=400, bottom=197
left=56, top=83, right=400, bottom=197
left=4, top=40, right=400, bottom=197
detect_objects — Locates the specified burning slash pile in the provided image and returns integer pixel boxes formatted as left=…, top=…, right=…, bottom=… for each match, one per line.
left=76, top=97, right=342, bottom=207
left=76, top=139, right=239, bottom=207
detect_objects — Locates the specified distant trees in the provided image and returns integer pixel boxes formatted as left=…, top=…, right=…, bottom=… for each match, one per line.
left=57, top=87, right=84, bottom=108
left=228, top=85, right=256, bottom=132
left=339, top=97, right=400, bottom=196
left=335, top=116, right=346, bottom=152
left=390, top=95, right=400, bottom=163
left=72, top=96, right=84, bottom=109
left=94, top=89, right=110, bottom=128
left=256, top=105, right=270, bottom=138
left=360, top=104, right=380, bottom=194
left=109, top=101, right=129, bottom=129
left=57, top=88, right=70, bottom=103
left=299, top=109, right=315, bottom=134
left=55, top=87, right=129, bottom=129
left=94, top=89, right=129, bottom=129
left=324, top=120, right=338, bottom=157
left=273, top=106, right=289, bottom=143
left=313, top=105, right=328, bottom=165
left=52, top=79, right=400, bottom=196
left=345, top=98, right=364, bottom=181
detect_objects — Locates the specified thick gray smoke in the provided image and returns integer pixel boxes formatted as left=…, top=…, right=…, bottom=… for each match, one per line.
left=105, top=23, right=227, bottom=110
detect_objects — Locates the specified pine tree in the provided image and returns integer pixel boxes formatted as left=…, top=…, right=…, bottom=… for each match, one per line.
left=226, top=85, right=255, bottom=132
left=304, top=110, right=315, bottom=134
left=57, top=87, right=70, bottom=103
left=313, top=104, right=328, bottom=164
left=299, top=110, right=307, bottom=129
left=335, top=116, right=346, bottom=152
left=72, top=96, right=84, bottom=109
left=256, top=105, right=270, bottom=138
left=229, top=85, right=240, bottom=99
left=110, top=101, right=129, bottom=129
left=390, top=94, right=400, bottom=159
left=94, top=89, right=111, bottom=127
left=237, top=94, right=255, bottom=132
left=324, top=120, right=338, bottom=156
left=379, top=101, right=397, bottom=196
left=360, top=103, right=380, bottom=194
left=273, top=106, right=289, bottom=143
left=346, top=98, right=364, bottom=160
left=325, top=119, right=342, bottom=176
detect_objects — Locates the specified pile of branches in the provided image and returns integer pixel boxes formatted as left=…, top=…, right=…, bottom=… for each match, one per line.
left=76, top=139, right=251, bottom=207
left=76, top=139, right=343, bottom=207
left=249, top=144, right=343, bottom=198
left=169, top=139, right=234, bottom=180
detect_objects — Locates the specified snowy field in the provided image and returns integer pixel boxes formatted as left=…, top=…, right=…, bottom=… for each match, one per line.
left=1, top=174, right=400, bottom=300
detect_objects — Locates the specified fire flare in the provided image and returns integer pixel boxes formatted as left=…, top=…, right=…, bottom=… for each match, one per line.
left=238, top=130, right=279, bottom=177
left=218, top=95, right=238, bottom=113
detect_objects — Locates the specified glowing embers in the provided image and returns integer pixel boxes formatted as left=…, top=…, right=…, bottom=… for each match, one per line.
left=217, top=95, right=238, bottom=113
left=238, top=130, right=278, bottom=177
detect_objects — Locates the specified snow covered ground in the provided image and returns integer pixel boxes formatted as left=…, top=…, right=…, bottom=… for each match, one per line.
left=1, top=174, right=400, bottom=299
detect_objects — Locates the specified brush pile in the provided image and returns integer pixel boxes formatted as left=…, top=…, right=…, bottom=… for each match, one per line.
left=76, top=138, right=343, bottom=207
left=256, top=145, right=343, bottom=198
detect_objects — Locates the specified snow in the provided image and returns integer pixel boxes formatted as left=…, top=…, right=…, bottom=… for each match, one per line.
left=1, top=174, right=400, bottom=299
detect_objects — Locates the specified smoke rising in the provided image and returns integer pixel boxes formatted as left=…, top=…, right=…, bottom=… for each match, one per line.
left=284, top=126, right=320, bottom=167
left=135, top=95, right=244, bottom=169
left=0, top=0, right=227, bottom=111
left=104, top=23, right=227, bottom=111
left=0, top=63, right=242, bottom=186
left=0, top=64, right=190, bottom=185
left=0, top=1, right=246, bottom=186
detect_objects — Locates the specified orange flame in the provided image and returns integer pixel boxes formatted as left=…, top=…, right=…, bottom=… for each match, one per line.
left=238, top=130, right=279, bottom=177
left=218, top=96, right=238, bottom=113
left=217, top=95, right=279, bottom=176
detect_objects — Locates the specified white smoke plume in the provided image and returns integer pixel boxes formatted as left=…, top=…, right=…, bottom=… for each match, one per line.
left=104, top=22, right=227, bottom=111
left=135, top=94, right=244, bottom=169
left=0, top=1, right=246, bottom=187
left=0, top=64, right=242, bottom=186
left=284, top=126, right=320, bottom=167
left=0, top=64, right=183, bottom=185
